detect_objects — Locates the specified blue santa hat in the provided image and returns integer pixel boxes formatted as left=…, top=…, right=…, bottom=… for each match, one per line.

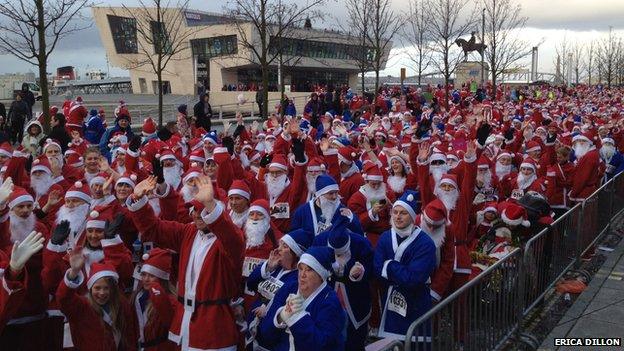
left=328, top=228, right=350, bottom=255
left=203, top=131, right=219, bottom=145
left=393, top=190, right=420, bottom=220
left=89, top=108, right=98, bottom=117
left=299, top=119, right=311, bottom=134
left=281, top=229, right=313, bottom=257
left=299, top=247, right=333, bottom=281
left=315, top=174, right=339, bottom=197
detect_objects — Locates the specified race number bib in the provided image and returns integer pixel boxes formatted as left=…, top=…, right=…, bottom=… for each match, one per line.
left=270, top=202, right=290, bottom=219
left=317, top=221, right=332, bottom=234
left=242, top=257, right=266, bottom=278
left=388, top=289, right=408, bottom=317
left=511, top=189, right=524, bottom=200
left=258, top=277, right=284, bottom=301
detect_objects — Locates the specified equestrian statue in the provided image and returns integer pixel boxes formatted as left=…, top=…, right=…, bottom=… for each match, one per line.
left=455, top=31, right=487, bottom=61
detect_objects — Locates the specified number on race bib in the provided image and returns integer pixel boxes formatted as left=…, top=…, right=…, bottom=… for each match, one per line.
left=242, top=257, right=266, bottom=278
left=270, top=203, right=290, bottom=219
left=387, top=289, right=408, bottom=317
left=258, top=277, right=284, bottom=301
left=511, top=189, right=524, bottom=200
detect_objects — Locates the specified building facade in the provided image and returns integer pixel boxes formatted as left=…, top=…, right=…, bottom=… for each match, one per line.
left=92, top=7, right=391, bottom=95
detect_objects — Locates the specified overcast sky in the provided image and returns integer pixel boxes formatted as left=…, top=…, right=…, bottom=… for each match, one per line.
left=1, top=0, right=623, bottom=79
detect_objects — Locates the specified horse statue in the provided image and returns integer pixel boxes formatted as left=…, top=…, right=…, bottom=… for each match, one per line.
left=455, top=32, right=487, bottom=61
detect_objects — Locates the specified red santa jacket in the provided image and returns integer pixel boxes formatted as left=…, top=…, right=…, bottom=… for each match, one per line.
left=416, top=215, right=455, bottom=301
left=569, top=149, right=602, bottom=202
left=0, top=261, right=28, bottom=333
left=323, top=149, right=366, bottom=202
left=128, top=197, right=245, bottom=350
left=546, top=162, right=576, bottom=209
left=347, top=186, right=395, bottom=247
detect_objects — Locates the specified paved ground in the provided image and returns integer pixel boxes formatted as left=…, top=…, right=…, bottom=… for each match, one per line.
left=539, top=233, right=624, bottom=351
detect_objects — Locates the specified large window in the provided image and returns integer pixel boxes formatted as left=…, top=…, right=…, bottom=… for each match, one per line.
left=190, top=35, right=238, bottom=61
left=107, top=15, right=138, bottom=54
left=269, top=37, right=373, bottom=61
left=150, top=21, right=172, bottom=54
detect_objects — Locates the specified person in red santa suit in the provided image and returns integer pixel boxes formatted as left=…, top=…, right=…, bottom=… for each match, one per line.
left=546, top=146, right=576, bottom=218
left=28, top=156, right=65, bottom=213
left=158, top=149, right=184, bottom=191
left=0, top=142, right=30, bottom=188
left=127, top=175, right=245, bottom=350
left=523, top=140, right=555, bottom=178
left=470, top=202, right=499, bottom=249
left=416, top=199, right=455, bottom=303
left=57, top=257, right=138, bottom=351
left=321, top=143, right=365, bottom=202
left=568, top=132, right=602, bottom=203
left=493, top=151, right=516, bottom=181
left=43, top=138, right=80, bottom=187
left=499, top=157, right=544, bottom=201
left=228, top=180, right=252, bottom=229
left=386, top=150, right=416, bottom=198
left=132, top=248, right=177, bottom=351
left=0, top=181, right=50, bottom=349
left=47, top=181, right=92, bottom=248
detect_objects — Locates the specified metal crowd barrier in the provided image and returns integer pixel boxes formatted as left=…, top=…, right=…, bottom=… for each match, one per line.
left=397, top=171, right=624, bottom=351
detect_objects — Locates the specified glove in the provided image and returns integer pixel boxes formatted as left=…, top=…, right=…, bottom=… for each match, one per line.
left=128, top=135, right=142, bottom=153
left=0, top=177, right=14, bottom=205
left=291, top=138, right=306, bottom=163
left=476, top=123, right=492, bottom=146
left=542, top=119, right=551, bottom=126
left=233, top=124, right=246, bottom=139
left=222, top=136, right=235, bottom=156
left=151, top=158, right=165, bottom=184
left=504, top=128, right=515, bottom=141
left=260, top=153, right=273, bottom=168
left=9, top=231, right=44, bottom=272
left=51, top=220, right=71, bottom=245
left=279, top=294, right=304, bottom=322
left=546, top=133, right=557, bottom=144
left=25, top=155, right=33, bottom=173
left=103, top=213, right=125, bottom=239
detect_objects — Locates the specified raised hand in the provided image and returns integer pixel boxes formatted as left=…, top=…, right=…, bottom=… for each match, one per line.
left=0, top=177, right=14, bottom=206
left=417, top=141, right=432, bottom=162
left=194, top=176, right=215, bottom=210
left=134, top=176, right=157, bottom=198
left=68, top=247, right=85, bottom=280
left=9, top=231, right=45, bottom=273
left=465, top=140, right=477, bottom=159
left=349, top=261, right=365, bottom=280
left=223, top=121, right=232, bottom=136
left=98, top=156, right=111, bottom=173
left=104, top=213, right=125, bottom=239
left=102, top=175, right=114, bottom=196
left=51, top=220, right=71, bottom=245
left=267, top=248, right=280, bottom=271
left=45, top=189, right=63, bottom=211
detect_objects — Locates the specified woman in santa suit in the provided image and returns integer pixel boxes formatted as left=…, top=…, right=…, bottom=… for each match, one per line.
left=132, top=248, right=177, bottom=351
left=57, top=253, right=138, bottom=351
left=386, top=152, right=417, bottom=199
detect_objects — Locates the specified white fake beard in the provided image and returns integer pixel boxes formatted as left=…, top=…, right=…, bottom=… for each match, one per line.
left=84, top=171, right=98, bottom=183
left=319, top=196, right=340, bottom=224
left=476, top=170, right=492, bottom=189
left=382, top=121, right=391, bottom=130
left=516, top=172, right=537, bottom=190
left=495, top=162, right=512, bottom=180
left=430, top=165, right=448, bottom=187
left=264, top=141, right=275, bottom=153
left=9, top=213, right=36, bottom=243
left=115, top=164, right=126, bottom=175
left=421, top=220, right=446, bottom=266
left=266, top=174, right=289, bottom=199
left=31, top=173, right=54, bottom=197
left=181, top=184, right=198, bottom=203
left=47, top=154, right=64, bottom=168
left=163, top=165, right=182, bottom=189
left=230, top=209, right=249, bottom=229
left=392, top=223, right=415, bottom=238
left=434, top=188, right=458, bottom=211
left=573, top=143, right=591, bottom=159
left=250, top=165, right=260, bottom=176
left=56, top=203, right=90, bottom=236
left=387, top=175, right=406, bottom=194
left=245, top=218, right=270, bottom=249
left=306, top=174, right=318, bottom=195
left=600, top=145, right=615, bottom=162
left=363, top=183, right=387, bottom=202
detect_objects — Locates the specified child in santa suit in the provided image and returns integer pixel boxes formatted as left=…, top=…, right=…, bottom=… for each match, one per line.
left=57, top=258, right=138, bottom=351
left=470, top=202, right=499, bottom=250
left=132, top=248, right=177, bottom=351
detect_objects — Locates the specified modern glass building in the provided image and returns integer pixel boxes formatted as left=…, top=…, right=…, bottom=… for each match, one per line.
left=92, top=7, right=390, bottom=95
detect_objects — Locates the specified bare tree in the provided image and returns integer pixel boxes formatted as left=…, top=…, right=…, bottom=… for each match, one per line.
left=425, top=0, right=476, bottom=106
left=571, top=41, right=584, bottom=84
left=114, top=0, right=197, bottom=126
left=596, top=27, right=618, bottom=88
left=224, top=0, right=326, bottom=120
left=0, top=0, right=90, bottom=133
left=403, top=0, right=432, bottom=86
left=585, top=41, right=595, bottom=84
left=340, top=0, right=374, bottom=94
left=482, top=0, right=532, bottom=97
left=368, top=0, right=402, bottom=94
left=553, top=33, right=571, bottom=85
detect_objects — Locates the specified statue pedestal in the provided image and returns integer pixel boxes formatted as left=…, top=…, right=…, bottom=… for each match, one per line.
left=455, top=61, right=489, bottom=87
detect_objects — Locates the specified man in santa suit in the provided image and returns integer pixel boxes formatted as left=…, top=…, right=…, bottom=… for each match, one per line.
left=347, top=163, right=395, bottom=247
left=127, top=175, right=244, bottom=351
left=228, top=180, right=251, bottom=229
left=263, top=152, right=307, bottom=233
left=416, top=199, right=454, bottom=303
left=29, top=156, right=65, bottom=212
left=470, top=202, right=499, bottom=247
left=159, top=149, right=184, bottom=191
left=494, top=151, right=515, bottom=181
left=0, top=182, right=50, bottom=349
left=472, top=155, right=499, bottom=212
left=546, top=146, right=576, bottom=218
left=291, top=174, right=363, bottom=236
left=49, top=180, right=92, bottom=248
left=305, top=157, right=326, bottom=201
left=243, top=199, right=281, bottom=281
left=322, top=145, right=365, bottom=202
left=598, top=137, right=624, bottom=182
left=88, top=171, right=117, bottom=209
left=499, top=157, right=544, bottom=201
left=523, top=140, right=555, bottom=178
left=43, top=138, right=78, bottom=187
left=0, top=142, right=29, bottom=187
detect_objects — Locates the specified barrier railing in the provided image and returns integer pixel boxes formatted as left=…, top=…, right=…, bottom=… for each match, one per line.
left=400, top=171, right=624, bottom=351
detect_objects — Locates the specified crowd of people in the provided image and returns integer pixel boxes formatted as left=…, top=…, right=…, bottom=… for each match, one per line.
left=0, top=81, right=623, bottom=351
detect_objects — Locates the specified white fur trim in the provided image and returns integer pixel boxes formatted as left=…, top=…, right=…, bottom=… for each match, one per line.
left=299, top=253, right=330, bottom=280
left=87, top=270, right=119, bottom=289
left=249, top=205, right=269, bottom=219
left=393, top=200, right=416, bottom=220
left=200, top=201, right=225, bottom=225
left=140, top=264, right=170, bottom=280
left=101, top=235, right=123, bottom=247
left=86, top=220, right=106, bottom=229
left=227, top=188, right=251, bottom=200
left=281, top=234, right=304, bottom=257
left=64, top=270, right=85, bottom=289
left=316, top=183, right=339, bottom=197
left=501, top=210, right=530, bottom=227
left=8, top=194, right=34, bottom=209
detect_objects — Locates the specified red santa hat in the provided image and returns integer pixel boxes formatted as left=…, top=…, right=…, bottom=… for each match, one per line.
left=496, top=151, right=513, bottom=161
left=0, top=142, right=12, bottom=158
left=86, top=262, right=119, bottom=290
left=477, top=155, right=491, bottom=170
left=439, top=174, right=458, bottom=189
left=8, top=187, right=34, bottom=209
left=140, top=248, right=172, bottom=280
left=268, top=154, right=289, bottom=172
left=249, top=199, right=270, bottom=219
left=525, top=140, right=541, bottom=153
left=422, top=199, right=448, bottom=226
left=89, top=172, right=110, bottom=187
left=337, top=146, right=358, bottom=165
left=430, top=153, right=447, bottom=164
left=482, top=202, right=499, bottom=214
left=572, top=131, right=595, bottom=145
left=446, top=150, right=460, bottom=162
left=65, top=181, right=92, bottom=203
left=228, top=180, right=251, bottom=200
left=189, top=148, right=206, bottom=164
left=389, top=155, right=409, bottom=172
left=182, top=164, right=203, bottom=184
left=363, top=163, right=383, bottom=182
left=157, top=149, right=178, bottom=163
left=30, top=156, right=52, bottom=175
left=42, top=139, right=61, bottom=153
left=86, top=210, right=107, bottom=230
left=500, top=203, right=531, bottom=227
left=67, top=99, right=88, bottom=129
left=307, top=157, right=326, bottom=172
left=142, top=117, right=157, bottom=136
left=519, top=157, right=537, bottom=172
left=64, top=150, right=84, bottom=167
left=116, top=173, right=138, bottom=188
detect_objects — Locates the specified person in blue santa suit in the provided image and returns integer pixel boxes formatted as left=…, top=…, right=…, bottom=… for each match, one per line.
left=257, top=246, right=346, bottom=351
left=599, top=136, right=624, bottom=182
left=291, top=174, right=363, bottom=235
left=246, top=228, right=313, bottom=350
left=313, top=222, right=373, bottom=351
left=374, top=190, right=436, bottom=342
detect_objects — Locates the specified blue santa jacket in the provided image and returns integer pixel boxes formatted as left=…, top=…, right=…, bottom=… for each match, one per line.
left=374, top=227, right=436, bottom=340
left=291, top=200, right=364, bottom=236
left=84, top=116, right=106, bottom=144
left=604, top=152, right=624, bottom=181
left=313, top=229, right=373, bottom=329
left=257, top=280, right=346, bottom=351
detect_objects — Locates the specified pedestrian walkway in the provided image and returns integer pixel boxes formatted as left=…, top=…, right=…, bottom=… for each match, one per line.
left=540, top=236, right=624, bottom=350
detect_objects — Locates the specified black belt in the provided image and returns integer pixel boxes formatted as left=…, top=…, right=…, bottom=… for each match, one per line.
left=177, top=295, right=231, bottom=309
left=139, top=335, right=168, bottom=348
